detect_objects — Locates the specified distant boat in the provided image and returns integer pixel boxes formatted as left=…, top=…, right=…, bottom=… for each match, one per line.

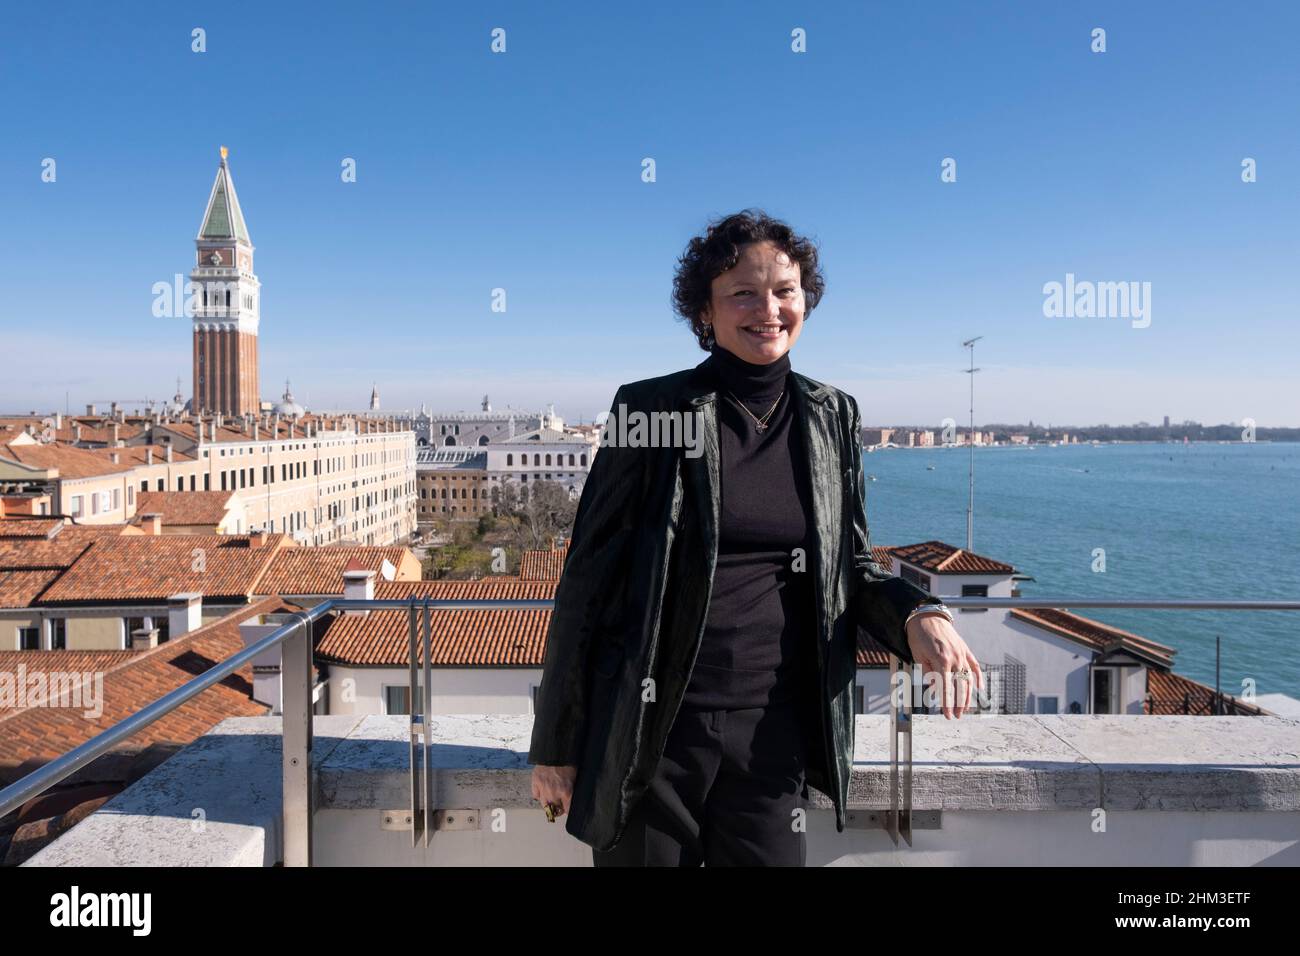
left=926, top=464, right=936, bottom=471
left=867, top=474, right=878, bottom=481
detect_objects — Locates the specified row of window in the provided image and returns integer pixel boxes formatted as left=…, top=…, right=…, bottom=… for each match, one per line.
left=897, top=564, right=991, bottom=611
left=68, top=488, right=121, bottom=517
left=504, top=453, right=586, bottom=467
left=14, top=616, right=170, bottom=651
left=17, top=619, right=65, bottom=651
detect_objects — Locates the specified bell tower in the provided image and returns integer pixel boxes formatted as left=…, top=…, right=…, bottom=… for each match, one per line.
left=191, top=146, right=260, bottom=417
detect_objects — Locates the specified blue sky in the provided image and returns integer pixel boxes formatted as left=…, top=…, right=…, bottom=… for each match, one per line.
left=2, top=1, right=1296, bottom=426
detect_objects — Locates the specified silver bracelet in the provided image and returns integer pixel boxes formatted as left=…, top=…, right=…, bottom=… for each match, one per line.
left=905, top=602, right=953, bottom=628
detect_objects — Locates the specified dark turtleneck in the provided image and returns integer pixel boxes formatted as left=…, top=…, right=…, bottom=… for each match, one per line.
left=681, top=342, right=819, bottom=711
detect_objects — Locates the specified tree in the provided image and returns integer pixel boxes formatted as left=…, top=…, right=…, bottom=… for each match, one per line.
left=510, top=479, right=577, bottom=552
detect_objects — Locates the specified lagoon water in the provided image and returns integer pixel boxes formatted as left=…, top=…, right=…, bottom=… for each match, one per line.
left=860, top=441, right=1300, bottom=699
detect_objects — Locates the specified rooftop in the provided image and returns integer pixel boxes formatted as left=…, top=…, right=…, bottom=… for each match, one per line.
left=0, top=596, right=287, bottom=784
left=0, top=441, right=135, bottom=479
left=18, top=712, right=1300, bottom=867
left=891, top=540, right=1018, bottom=575
left=37, top=534, right=290, bottom=604
left=133, top=491, right=239, bottom=527
left=518, top=541, right=568, bottom=580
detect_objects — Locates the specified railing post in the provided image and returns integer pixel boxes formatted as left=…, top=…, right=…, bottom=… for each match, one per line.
left=408, top=599, right=423, bottom=848
left=422, top=596, right=434, bottom=848
left=888, top=655, right=914, bottom=846
left=282, top=612, right=313, bottom=867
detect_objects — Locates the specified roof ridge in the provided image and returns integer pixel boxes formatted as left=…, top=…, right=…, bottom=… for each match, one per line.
left=1010, top=607, right=1177, bottom=659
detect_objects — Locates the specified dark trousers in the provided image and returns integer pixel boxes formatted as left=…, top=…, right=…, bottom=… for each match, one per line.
left=591, top=699, right=810, bottom=867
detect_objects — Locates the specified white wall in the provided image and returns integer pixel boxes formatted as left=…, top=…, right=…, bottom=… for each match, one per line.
left=327, top=665, right=544, bottom=716
left=885, top=563, right=1147, bottom=714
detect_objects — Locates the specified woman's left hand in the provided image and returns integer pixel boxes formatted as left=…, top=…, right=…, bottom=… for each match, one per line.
left=904, top=615, right=983, bottom=719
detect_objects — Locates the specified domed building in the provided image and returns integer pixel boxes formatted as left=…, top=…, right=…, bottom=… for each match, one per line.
left=274, top=379, right=305, bottom=419
left=168, top=378, right=187, bottom=418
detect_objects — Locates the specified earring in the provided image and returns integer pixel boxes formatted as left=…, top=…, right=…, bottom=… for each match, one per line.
left=702, top=323, right=715, bottom=347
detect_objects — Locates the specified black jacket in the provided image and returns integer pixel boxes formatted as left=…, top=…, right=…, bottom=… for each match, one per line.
left=527, top=356, right=942, bottom=852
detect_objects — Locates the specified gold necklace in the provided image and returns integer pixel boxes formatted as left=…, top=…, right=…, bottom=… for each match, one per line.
left=726, top=388, right=784, bottom=432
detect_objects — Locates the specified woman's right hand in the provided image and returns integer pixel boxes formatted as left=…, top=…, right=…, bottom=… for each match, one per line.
left=531, top=764, right=578, bottom=819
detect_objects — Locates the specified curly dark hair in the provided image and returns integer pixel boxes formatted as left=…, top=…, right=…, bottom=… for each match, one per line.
left=671, top=208, right=826, bottom=351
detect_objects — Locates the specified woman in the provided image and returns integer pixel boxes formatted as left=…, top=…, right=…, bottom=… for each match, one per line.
left=529, top=209, right=981, bottom=866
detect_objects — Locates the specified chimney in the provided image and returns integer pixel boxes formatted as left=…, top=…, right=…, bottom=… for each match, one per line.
left=248, top=530, right=269, bottom=548
left=253, top=421, right=259, bottom=441
left=140, top=512, right=162, bottom=535
left=54, top=412, right=62, bottom=429
left=129, top=626, right=160, bottom=650
left=86, top=404, right=96, bottom=416
left=74, top=424, right=83, bottom=442
left=239, top=612, right=297, bottom=713
left=146, top=448, right=154, bottom=465
left=165, top=444, right=173, bottom=463
left=110, top=452, right=120, bottom=464
left=343, top=560, right=375, bottom=616
left=210, top=420, right=217, bottom=442
left=112, top=423, right=120, bottom=445
left=168, top=592, right=202, bottom=638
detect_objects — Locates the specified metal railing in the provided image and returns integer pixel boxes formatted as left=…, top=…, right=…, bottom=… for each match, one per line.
left=0, top=597, right=552, bottom=866
left=0, top=596, right=1295, bottom=863
left=879, top=596, right=1300, bottom=846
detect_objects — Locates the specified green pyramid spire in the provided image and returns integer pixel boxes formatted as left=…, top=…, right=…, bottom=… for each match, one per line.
left=199, top=147, right=251, bottom=243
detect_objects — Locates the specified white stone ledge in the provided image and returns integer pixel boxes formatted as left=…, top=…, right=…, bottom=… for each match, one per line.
left=23, top=714, right=1300, bottom=866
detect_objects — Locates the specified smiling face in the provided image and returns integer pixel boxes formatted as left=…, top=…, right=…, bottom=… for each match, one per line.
left=700, top=240, right=806, bottom=364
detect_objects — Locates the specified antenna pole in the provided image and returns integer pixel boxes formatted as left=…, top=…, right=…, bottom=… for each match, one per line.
left=962, top=336, right=983, bottom=550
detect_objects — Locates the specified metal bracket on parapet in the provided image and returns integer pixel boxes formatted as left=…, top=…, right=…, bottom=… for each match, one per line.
left=407, top=597, right=434, bottom=848
left=889, top=655, right=913, bottom=846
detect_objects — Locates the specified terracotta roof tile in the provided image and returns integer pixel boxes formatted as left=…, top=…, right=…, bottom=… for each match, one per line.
left=0, top=517, right=65, bottom=539
left=0, top=597, right=286, bottom=777
left=0, top=569, right=64, bottom=608
left=1145, top=668, right=1268, bottom=716
left=0, top=650, right=140, bottom=714
left=1009, top=608, right=1176, bottom=668
left=0, top=442, right=133, bottom=479
left=375, top=579, right=555, bottom=601
left=317, top=579, right=557, bottom=666
left=37, top=534, right=289, bottom=604
left=134, top=491, right=238, bottom=527
left=88, top=444, right=196, bottom=467
left=519, top=542, right=569, bottom=580
left=0, top=525, right=135, bottom=571
left=256, top=546, right=420, bottom=596
left=892, top=540, right=1017, bottom=574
